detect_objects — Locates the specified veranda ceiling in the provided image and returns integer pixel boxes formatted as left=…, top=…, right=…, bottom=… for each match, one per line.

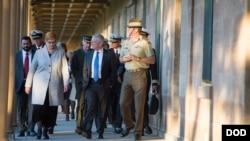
left=30, top=0, right=110, bottom=50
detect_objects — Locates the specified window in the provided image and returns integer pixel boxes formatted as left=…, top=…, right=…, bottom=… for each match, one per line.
left=202, top=0, right=214, bottom=83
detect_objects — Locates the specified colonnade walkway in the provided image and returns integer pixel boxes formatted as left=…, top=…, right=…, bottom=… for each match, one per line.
left=7, top=107, right=164, bottom=141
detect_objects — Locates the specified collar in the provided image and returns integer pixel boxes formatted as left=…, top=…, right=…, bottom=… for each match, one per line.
left=95, top=48, right=104, bottom=54
left=22, top=50, right=31, bottom=54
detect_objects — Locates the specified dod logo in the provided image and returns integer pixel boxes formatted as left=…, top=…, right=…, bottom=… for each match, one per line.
left=226, top=129, right=246, bottom=136
left=222, top=125, right=250, bottom=141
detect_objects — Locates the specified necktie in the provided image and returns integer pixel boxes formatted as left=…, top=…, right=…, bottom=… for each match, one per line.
left=24, top=52, right=29, bottom=78
left=94, top=52, right=99, bottom=81
left=115, top=49, right=119, bottom=57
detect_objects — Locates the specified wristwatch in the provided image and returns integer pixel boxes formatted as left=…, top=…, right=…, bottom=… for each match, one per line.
left=136, top=57, right=141, bottom=61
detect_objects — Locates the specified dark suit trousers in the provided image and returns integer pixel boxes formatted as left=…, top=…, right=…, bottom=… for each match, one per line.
left=113, top=81, right=123, bottom=128
left=83, top=79, right=108, bottom=135
left=16, top=81, right=29, bottom=128
left=143, top=69, right=151, bottom=127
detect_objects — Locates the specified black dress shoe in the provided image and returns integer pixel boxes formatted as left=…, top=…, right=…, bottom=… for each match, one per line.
left=115, top=128, right=122, bottom=134
left=17, top=131, right=25, bottom=137
left=120, top=125, right=135, bottom=137
left=98, top=134, right=104, bottom=139
left=144, top=125, right=152, bottom=134
left=75, top=128, right=82, bottom=134
left=35, top=135, right=41, bottom=139
left=35, top=129, right=41, bottom=139
left=82, top=131, right=92, bottom=139
left=27, top=130, right=37, bottom=136
left=48, top=127, right=54, bottom=134
left=134, top=134, right=142, bottom=140
left=65, top=114, right=69, bottom=121
left=42, top=132, right=49, bottom=139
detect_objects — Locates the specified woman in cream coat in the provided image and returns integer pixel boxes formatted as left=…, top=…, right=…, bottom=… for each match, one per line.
left=25, top=32, right=69, bottom=139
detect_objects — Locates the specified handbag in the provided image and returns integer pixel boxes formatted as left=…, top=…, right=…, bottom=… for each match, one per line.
left=149, top=93, right=159, bottom=115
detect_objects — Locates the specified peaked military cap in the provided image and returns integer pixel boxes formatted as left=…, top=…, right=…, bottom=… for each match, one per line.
left=82, top=35, right=92, bottom=42
left=110, top=33, right=122, bottom=42
left=104, top=38, right=109, bottom=43
left=30, top=30, right=43, bottom=39
left=127, top=18, right=142, bottom=28
left=141, top=27, right=150, bottom=35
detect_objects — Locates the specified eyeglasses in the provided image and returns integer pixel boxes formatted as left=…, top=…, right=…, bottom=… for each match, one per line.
left=46, top=41, right=56, bottom=45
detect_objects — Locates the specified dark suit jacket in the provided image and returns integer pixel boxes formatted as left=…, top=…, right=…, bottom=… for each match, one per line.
left=149, top=48, right=158, bottom=84
left=31, top=43, right=45, bottom=51
left=15, top=49, right=35, bottom=93
left=109, top=48, right=125, bottom=81
left=71, top=48, right=92, bottom=99
left=82, top=49, right=117, bottom=90
left=71, top=48, right=86, bottom=81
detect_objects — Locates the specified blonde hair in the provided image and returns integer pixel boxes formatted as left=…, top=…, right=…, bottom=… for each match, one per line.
left=45, top=32, right=56, bottom=41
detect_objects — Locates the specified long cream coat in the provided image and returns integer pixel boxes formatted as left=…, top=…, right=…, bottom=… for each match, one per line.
left=25, top=46, right=69, bottom=106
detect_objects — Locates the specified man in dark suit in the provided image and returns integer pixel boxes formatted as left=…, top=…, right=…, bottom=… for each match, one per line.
left=15, top=36, right=35, bottom=137
left=140, top=28, right=159, bottom=135
left=81, top=34, right=117, bottom=139
left=70, top=35, right=92, bottom=134
left=30, top=29, right=45, bottom=51
left=108, top=33, right=125, bottom=134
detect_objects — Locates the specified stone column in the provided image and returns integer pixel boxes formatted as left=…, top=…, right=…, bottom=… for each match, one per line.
left=6, top=0, right=19, bottom=134
left=0, top=0, right=11, bottom=140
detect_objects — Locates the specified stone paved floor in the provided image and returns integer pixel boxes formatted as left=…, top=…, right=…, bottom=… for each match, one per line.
left=7, top=108, right=164, bottom=141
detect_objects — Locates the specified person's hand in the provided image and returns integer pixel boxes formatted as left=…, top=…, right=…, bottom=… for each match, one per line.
left=152, top=84, right=159, bottom=94
left=64, top=85, right=69, bottom=92
left=122, top=55, right=132, bottom=62
left=128, top=54, right=138, bottom=61
left=25, top=87, right=31, bottom=95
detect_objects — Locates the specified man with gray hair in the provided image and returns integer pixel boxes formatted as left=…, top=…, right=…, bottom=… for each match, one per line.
left=81, top=34, right=117, bottom=139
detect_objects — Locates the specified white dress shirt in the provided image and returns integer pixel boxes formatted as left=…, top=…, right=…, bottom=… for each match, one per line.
left=91, top=49, right=103, bottom=79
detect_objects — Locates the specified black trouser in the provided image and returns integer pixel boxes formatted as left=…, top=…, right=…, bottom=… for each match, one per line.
left=83, top=80, right=108, bottom=135
left=103, top=86, right=116, bottom=125
left=143, top=71, right=151, bottom=127
left=16, top=81, right=29, bottom=130
left=113, top=81, right=123, bottom=128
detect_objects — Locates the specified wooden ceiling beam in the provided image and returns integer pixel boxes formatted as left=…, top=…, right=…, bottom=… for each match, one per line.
left=31, top=0, right=110, bottom=6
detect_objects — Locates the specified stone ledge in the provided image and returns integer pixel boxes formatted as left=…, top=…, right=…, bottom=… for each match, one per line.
left=198, top=82, right=213, bottom=99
